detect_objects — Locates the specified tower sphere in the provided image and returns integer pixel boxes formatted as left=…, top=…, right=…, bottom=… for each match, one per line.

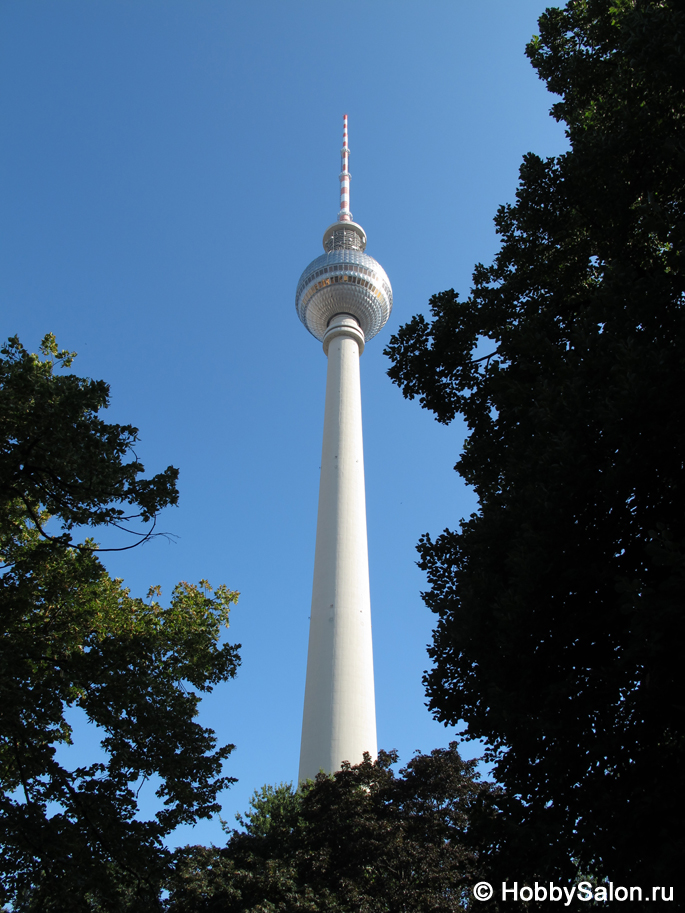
left=295, top=225, right=392, bottom=343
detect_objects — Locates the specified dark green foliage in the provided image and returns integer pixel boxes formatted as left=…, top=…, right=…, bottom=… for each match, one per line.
left=167, top=746, right=500, bottom=913
left=0, top=334, right=178, bottom=548
left=0, top=337, right=241, bottom=910
left=385, top=0, right=685, bottom=889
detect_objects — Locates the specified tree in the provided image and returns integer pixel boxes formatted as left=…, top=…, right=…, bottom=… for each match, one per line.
left=385, top=0, right=685, bottom=890
left=0, top=334, right=178, bottom=553
left=166, top=745, right=501, bottom=913
left=0, top=336, right=241, bottom=910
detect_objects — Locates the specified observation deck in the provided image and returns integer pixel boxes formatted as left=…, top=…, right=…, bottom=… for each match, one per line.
left=295, top=220, right=393, bottom=343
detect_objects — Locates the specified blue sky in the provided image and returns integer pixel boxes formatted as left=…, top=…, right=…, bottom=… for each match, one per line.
left=0, top=1, right=568, bottom=847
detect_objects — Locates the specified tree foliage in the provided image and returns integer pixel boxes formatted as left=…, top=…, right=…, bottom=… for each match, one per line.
left=0, top=333, right=178, bottom=550
left=167, top=745, right=500, bottom=913
left=385, top=0, right=685, bottom=888
left=0, top=336, right=240, bottom=910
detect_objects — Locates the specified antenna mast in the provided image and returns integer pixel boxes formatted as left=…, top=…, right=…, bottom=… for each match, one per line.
left=338, top=114, right=352, bottom=222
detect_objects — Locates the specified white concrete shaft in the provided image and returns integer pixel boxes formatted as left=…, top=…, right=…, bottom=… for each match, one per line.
left=298, top=315, right=377, bottom=782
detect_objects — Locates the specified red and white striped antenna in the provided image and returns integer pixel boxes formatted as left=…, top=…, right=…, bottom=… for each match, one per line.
left=338, top=114, right=352, bottom=222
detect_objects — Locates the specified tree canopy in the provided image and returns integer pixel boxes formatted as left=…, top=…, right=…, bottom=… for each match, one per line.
left=167, top=745, right=500, bottom=913
left=0, top=334, right=178, bottom=552
left=0, top=336, right=240, bottom=910
left=385, top=0, right=685, bottom=888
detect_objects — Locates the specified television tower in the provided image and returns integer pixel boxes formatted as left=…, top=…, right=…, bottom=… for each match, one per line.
left=296, top=115, right=392, bottom=782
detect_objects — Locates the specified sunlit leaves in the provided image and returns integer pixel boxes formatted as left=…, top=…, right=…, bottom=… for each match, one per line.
left=0, top=339, right=241, bottom=909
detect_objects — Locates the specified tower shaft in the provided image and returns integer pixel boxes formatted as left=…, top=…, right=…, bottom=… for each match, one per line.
left=296, top=116, right=390, bottom=783
left=298, top=315, right=377, bottom=782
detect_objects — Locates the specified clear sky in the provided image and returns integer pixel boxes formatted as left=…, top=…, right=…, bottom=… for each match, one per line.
left=0, top=1, right=568, bottom=848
